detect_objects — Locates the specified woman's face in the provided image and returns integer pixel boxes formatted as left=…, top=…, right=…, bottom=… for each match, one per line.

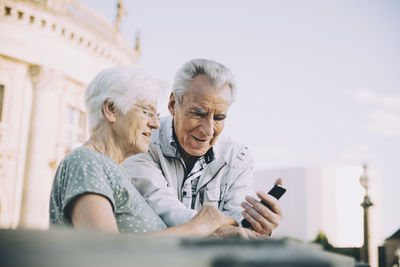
left=113, top=98, right=160, bottom=157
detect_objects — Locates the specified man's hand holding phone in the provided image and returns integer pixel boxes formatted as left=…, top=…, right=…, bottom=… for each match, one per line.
left=240, top=178, right=286, bottom=236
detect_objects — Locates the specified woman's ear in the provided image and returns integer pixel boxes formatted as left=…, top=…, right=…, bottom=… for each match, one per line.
left=168, top=93, right=176, bottom=116
left=103, top=100, right=117, bottom=123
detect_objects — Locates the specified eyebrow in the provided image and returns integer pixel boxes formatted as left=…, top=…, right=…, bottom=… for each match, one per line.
left=191, top=107, right=227, bottom=117
left=192, top=107, right=207, bottom=113
left=142, top=104, right=157, bottom=111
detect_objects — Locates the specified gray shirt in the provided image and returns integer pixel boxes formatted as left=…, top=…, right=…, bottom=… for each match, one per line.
left=49, top=146, right=166, bottom=234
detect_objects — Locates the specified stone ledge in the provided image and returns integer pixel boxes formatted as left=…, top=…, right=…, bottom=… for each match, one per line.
left=0, top=228, right=356, bottom=267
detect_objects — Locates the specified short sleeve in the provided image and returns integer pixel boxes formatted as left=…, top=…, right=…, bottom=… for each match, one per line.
left=60, top=150, right=115, bottom=222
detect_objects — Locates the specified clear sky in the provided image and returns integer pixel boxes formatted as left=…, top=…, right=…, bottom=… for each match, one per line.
left=79, top=0, right=400, bottom=239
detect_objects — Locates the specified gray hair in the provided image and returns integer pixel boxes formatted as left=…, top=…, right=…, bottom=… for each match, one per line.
left=172, top=59, right=237, bottom=105
left=85, top=66, right=164, bottom=132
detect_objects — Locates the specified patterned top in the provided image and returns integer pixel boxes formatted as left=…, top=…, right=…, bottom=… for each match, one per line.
left=49, top=146, right=167, bottom=234
left=181, top=157, right=206, bottom=209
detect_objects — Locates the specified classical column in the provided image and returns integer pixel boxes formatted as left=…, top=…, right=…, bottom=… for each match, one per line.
left=19, top=65, right=63, bottom=229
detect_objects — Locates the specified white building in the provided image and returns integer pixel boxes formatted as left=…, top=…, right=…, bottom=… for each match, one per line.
left=254, top=166, right=382, bottom=266
left=0, top=0, right=138, bottom=229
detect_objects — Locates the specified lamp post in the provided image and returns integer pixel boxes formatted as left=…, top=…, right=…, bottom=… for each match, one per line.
left=359, top=164, right=373, bottom=264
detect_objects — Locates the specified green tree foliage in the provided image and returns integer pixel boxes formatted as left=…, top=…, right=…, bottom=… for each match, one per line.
left=312, top=231, right=334, bottom=250
left=311, top=231, right=360, bottom=261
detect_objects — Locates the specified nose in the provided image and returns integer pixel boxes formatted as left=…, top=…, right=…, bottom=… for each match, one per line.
left=199, top=116, right=214, bottom=137
left=148, top=116, right=160, bottom=130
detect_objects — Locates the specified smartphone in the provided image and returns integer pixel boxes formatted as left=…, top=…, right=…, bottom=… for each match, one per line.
left=241, top=184, right=286, bottom=229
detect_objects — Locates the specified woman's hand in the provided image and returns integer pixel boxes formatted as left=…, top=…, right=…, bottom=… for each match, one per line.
left=187, top=205, right=238, bottom=236
left=211, top=225, right=261, bottom=239
left=150, top=205, right=238, bottom=237
left=152, top=205, right=237, bottom=237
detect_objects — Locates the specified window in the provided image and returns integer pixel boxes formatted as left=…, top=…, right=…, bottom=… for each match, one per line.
left=4, top=7, right=11, bottom=16
left=65, top=107, right=86, bottom=150
left=0, top=85, right=4, bottom=122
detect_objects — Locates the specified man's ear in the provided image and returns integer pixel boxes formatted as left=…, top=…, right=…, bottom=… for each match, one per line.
left=168, top=93, right=176, bottom=116
left=103, top=99, right=117, bottom=123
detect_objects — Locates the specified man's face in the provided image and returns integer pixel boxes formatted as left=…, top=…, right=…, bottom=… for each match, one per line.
left=168, top=75, right=232, bottom=157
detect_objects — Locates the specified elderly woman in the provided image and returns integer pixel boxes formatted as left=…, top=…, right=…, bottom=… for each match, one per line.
left=49, top=66, right=236, bottom=236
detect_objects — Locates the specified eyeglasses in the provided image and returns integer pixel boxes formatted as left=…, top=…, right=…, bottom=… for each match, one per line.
left=134, top=104, right=160, bottom=120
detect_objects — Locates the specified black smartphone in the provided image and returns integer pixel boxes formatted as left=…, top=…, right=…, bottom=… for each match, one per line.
left=241, top=184, right=286, bottom=229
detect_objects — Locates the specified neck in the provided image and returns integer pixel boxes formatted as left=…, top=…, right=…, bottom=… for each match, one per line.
left=85, top=123, right=126, bottom=164
left=177, top=144, right=198, bottom=173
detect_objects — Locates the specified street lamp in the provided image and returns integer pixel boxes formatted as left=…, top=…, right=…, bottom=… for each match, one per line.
left=360, top=164, right=373, bottom=264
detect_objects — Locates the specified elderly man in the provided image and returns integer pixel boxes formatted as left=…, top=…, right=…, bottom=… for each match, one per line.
left=123, top=59, right=282, bottom=236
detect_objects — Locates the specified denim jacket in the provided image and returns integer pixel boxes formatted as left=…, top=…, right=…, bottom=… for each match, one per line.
left=122, top=116, right=254, bottom=227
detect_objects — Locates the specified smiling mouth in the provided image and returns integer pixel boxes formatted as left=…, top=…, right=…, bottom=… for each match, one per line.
left=192, top=136, right=208, bottom=142
left=142, top=132, right=151, bottom=137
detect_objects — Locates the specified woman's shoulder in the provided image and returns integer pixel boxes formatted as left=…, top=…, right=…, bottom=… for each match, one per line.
left=60, top=146, right=122, bottom=183
left=59, top=146, right=110, bottom=171
left=63, top=146, right=103, bottom=162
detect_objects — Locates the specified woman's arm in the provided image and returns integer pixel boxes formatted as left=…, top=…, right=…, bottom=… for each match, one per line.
left=148, top=205, right=237, bottom=237
left=71, top=197, right=237, bottom=237
left=71, top=193, right=119, bottom=233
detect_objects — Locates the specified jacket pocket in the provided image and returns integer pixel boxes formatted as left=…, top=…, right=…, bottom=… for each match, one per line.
left=205, top=187, right=221, bottom=207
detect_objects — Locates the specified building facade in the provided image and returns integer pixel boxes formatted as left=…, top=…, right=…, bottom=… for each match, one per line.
left=379, top=229, right=400, bottom=267
left=0, top=0, right=138, bottom=229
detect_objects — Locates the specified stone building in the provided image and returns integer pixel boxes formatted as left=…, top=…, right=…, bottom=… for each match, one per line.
left=379, top=229, right=400, bottom=267
left=0, top=0, right=138, bottom=229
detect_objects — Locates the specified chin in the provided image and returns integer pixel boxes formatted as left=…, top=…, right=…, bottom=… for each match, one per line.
left=137, top=146, right=149, bottom=154
left=187, top=148, right=208, bottom=157
left=128, top=145, right=148, bottom=156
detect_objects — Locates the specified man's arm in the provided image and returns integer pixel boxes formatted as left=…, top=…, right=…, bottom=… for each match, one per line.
left=148, top=205, right=237, bottom=237
left=220, top=161, right=255, bottom=223
left=220, top=146, right=283, bottom=236
left=122, top=151, right=197, bottom=227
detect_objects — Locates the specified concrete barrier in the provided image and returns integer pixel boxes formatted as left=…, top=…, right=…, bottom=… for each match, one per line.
left=0, top=229, right=355, bottom=267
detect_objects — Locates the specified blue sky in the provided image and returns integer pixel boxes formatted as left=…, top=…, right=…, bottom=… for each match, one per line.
left=79, top=0, right=400, bottom=239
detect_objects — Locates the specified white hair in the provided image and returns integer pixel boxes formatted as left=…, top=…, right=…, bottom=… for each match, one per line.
left=172, top=59, right=237, bottom=105
left=85, top=66, right=164, bottom=132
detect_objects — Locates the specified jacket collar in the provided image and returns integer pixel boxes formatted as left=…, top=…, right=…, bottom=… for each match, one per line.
left=158, top=116, right=227, bottom=190
left=159, top=116, right=179, bottom=158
